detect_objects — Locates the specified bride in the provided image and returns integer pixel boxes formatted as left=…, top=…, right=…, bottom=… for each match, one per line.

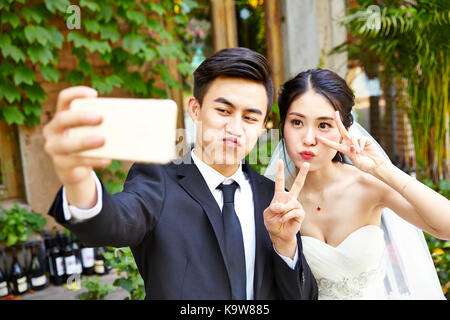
left=264, top=69, right=450, bottom=299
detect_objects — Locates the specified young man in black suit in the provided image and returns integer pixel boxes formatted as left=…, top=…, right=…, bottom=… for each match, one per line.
left=44, top=47, right=318, bottom=300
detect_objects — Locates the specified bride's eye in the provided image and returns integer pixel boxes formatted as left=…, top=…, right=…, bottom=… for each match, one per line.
left=291, top=119, right=302, bottom=127
left=319, top=122, right=331, bottom=129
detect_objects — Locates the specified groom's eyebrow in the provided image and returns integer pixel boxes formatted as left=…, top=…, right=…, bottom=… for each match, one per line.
left=288, top=112, right=334, bottom=121
left=214, top=97, right=263, bottom=115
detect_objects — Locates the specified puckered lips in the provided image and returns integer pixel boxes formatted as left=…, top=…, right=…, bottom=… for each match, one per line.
left=223, top=136, right=241, bottom=148
left=299, top=150, right=315, bottom=160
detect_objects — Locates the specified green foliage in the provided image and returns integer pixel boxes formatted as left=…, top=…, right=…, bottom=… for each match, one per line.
left=248, top=103, right=281, bottom=174
left=424, top=234, right=450, bottom=298
left=421, top=178, right=450, bottom=298
left=247, top=139, right=274, bottom=174
left=94, top=160, right=127, bottom=194
left=0, top=0, right=197, bottom=127
left=79, top=246, right=145, bottom=300
left=104, top=246, right=145, bottom=300
left=77, top=275, right=115, bottom=300
left=335, top=0, right=450, bottom=182
left=0, top=204, right=47, bottom=246
left=421, top=179, right=450, bottom=199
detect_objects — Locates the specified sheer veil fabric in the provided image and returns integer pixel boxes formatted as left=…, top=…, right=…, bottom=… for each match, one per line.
left=264, top=120, right=445, bottom=299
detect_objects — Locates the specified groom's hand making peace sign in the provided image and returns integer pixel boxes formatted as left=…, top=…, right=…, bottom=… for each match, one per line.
left=264, top=160, right=310, bottom=259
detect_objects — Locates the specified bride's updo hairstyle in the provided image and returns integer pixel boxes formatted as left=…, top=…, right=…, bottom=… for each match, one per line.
left=278, top=69, right=355, bottom=163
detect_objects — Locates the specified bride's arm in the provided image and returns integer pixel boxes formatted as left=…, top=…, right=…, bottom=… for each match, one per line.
left=316, top=111, right=450, bottom=239
left=372, top=161, right=450, bottom=240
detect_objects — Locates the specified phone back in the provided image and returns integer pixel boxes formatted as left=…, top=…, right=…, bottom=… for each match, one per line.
left=69, top=98, right=178, bottom=163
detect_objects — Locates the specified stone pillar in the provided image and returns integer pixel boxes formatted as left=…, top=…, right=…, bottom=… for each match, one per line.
left=280, top=0, right=320, bottom=79
left=280, top=0, right=347, bottom=79
left=316, top=0, right=347, bottom=79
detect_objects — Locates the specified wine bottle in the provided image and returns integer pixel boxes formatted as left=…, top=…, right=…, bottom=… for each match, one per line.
left=94, top=247, right=107, bottom=275
left=50, top=235, right=64, bottom=285
left=9, top=247, right=29, bottom=295
left=0, top=264, right=9, bottom=298
left=71, top=233, right=83, bottom=276
left=80, top=242, right=95, bottom=276
left=28, top=244, right=48, bottom=291
left=44, top=235, right=54, bottom=281
left=62, top=233, right=76, bottom=282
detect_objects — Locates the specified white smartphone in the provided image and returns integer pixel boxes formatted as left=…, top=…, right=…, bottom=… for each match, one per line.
left=69, top=97, right=178, bottom=163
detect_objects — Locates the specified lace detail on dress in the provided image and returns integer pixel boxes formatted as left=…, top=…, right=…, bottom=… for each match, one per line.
left=317, top=267, right=385, bottom=299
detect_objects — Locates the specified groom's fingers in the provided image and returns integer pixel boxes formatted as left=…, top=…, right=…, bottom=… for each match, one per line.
left=289, top=162, right=309, bottom=198
left=274, top=159, right=285, bottom=194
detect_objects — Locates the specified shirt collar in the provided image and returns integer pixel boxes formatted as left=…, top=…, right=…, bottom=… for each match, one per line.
left=191, top=150, right=247, bottom=193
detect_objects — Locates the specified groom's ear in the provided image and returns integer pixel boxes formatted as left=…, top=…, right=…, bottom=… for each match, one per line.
left=187, top=97, right=201, bottom=122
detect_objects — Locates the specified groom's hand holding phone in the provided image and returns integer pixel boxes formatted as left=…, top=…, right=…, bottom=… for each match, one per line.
left=43, top=86, right=177, bottom=210
left=263, top=160, right=310, bottom=259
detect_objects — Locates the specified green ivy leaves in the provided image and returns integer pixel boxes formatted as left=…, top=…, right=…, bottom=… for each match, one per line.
left=1, top=0, right=197, bottom=128
left=123, top=34, right=146, bottom=54
left=0, top=34, right=26, bottom=63
left=0, top=2, right=66, bottom=126
left=14, top=66, right=35, bottom=86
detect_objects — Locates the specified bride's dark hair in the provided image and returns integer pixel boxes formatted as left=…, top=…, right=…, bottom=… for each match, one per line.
left=277, top=68, right=355, bottom=163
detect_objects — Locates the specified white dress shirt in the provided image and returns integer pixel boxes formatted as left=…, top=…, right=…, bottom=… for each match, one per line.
left=62, top=150, right=298, bottom=299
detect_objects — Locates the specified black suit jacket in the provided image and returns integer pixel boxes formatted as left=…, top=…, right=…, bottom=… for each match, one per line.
left=48, top=153, right=318, bottom=300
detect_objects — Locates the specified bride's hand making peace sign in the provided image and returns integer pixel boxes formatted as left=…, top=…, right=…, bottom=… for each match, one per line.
left=316, top=111, right=388, bottom=174
left=264, top=160, right=310, bottom=258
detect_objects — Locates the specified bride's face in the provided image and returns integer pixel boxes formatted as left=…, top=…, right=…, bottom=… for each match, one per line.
left=283, top=90, right=343, bottom=171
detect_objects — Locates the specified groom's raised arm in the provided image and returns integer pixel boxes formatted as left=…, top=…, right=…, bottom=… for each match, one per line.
left=44, top=87, right=166, bottom=248
left=48, top=163, right=165, bottom=248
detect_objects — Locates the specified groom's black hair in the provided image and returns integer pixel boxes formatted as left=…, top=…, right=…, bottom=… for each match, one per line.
left=278, top=69, right=355, bottom=163
left=193, top=47, right=274, bottom=119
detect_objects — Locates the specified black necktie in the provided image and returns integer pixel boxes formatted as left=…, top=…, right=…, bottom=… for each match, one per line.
left=217, top=181, right=246, bottom=300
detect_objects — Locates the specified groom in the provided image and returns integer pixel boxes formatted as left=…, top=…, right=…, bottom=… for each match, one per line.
left=44, top=47, right=318, bottom=300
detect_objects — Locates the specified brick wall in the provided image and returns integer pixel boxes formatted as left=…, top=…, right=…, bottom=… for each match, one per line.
left=377, top=74, right=416, bottom=170
left=15, top=17, right=171, bottom=230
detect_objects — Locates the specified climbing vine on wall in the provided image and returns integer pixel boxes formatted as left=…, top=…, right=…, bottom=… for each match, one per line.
left=0, top=0, right=197, bottom=127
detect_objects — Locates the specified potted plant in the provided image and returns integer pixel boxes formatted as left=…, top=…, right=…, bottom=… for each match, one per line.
left=0, top=204, right=47, bottom=248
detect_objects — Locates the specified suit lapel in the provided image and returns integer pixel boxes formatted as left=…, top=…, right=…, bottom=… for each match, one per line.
left=243, top=162, right=273, bottom=299
left=175, top=154, right=273, bottom=299
left=175, top=153, right=233, bottom=284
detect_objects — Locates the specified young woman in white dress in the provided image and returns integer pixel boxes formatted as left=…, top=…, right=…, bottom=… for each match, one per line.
left=265, top=69, right=450, bottom=299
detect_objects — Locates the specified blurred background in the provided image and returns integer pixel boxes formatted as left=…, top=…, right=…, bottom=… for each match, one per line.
left=0, top=0, right=448, bottom=300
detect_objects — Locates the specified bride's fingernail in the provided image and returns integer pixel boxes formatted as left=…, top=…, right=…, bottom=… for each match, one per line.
left=350, top=146, right=355, bottom=152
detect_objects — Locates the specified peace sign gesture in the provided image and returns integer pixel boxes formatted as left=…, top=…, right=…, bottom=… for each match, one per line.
left=263, top=160, right=310, bottom=258
left=316, top=111, right=387, bottom=174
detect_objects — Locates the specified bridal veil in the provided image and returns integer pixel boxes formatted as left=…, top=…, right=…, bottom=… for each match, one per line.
left=264, top=120, right=445, bottom=299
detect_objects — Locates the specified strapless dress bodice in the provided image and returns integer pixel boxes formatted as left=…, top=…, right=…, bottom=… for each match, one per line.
left=302, top=225, right=387, bottom=300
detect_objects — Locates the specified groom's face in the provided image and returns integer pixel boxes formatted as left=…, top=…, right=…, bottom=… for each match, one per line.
left=188, top=76, right=267, bottom=166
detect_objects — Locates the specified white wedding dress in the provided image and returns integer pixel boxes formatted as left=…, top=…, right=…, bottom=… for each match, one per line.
left=301, top=225, right=388, bottom=299
left=264, top=120, right=445, bottom=299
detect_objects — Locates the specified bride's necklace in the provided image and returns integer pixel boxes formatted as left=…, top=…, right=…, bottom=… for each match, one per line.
left=302, top=193, right=325, bottom=212
left=314, top=192, right=325, bottom=212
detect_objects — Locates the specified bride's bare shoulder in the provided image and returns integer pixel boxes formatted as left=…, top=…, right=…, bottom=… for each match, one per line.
left=338, top=163, right=385, bottom=192
left=337, top=163, right=387, bottom=213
